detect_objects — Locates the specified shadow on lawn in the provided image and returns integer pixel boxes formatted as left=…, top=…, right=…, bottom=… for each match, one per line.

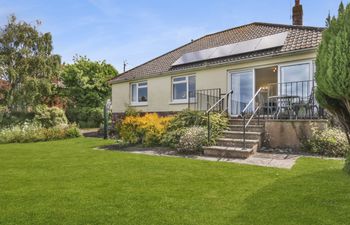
left=234, top=168, right=350, bottom=225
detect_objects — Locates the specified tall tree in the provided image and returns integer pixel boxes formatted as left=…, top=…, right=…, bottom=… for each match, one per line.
left=316, top=2, right=350, bottom=143
left=60, top=56, right=117, bottom=124
left=0, top=15, right=61, bottom=112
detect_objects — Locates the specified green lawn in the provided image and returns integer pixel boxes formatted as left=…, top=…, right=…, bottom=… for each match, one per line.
left=0, top=138, right=349, bottom=225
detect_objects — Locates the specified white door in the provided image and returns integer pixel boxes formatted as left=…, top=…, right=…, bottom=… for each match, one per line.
left=230, top=70, right=254, bottom=116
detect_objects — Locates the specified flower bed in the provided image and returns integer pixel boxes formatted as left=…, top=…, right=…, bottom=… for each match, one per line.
left=0, top=123, right=81, bottom=144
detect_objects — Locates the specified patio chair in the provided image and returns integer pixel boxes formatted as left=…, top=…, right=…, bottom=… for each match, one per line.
left=292, top=87, right=319, bottom=119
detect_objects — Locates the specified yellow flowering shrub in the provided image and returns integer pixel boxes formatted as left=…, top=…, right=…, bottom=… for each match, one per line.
left=120, top=113, right=173, bottom=146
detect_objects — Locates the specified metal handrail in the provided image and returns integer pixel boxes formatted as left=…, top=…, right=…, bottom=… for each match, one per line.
left=206, top=90, right=233, bottom=114
left=241, top=87, right=266, bottom=149
left=207, top=90, right=233, bottom=143
left=241, top=87, right=263, bottom=114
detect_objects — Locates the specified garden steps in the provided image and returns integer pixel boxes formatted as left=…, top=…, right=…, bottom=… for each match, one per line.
left=203, top=118, right=265, bottom=159
left=222, top=131, right=262, bottom=140
left=228, top=119, right=262, bottom=125
left=215, top=138, right=259, bottom=148
left=227, top=125, right=264, bottom=132
left=203, top=145, right=257, bottom=159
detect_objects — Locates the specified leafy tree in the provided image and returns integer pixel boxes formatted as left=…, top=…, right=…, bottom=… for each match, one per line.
left=0, top=15, right=61, bottom=112
left=61, top=56, right=118, bottom=126
left=316, top=2, right=350, bottom=144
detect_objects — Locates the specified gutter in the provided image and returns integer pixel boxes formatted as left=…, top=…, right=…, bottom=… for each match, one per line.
left=109, top=48, right=317, bottom=85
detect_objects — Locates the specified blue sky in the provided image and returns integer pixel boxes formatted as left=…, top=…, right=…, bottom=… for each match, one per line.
left=0, top=0, right=348, bottom=73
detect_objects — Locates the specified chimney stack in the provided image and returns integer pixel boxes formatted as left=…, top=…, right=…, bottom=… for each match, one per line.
left=292, top=0, right=303, bottom=26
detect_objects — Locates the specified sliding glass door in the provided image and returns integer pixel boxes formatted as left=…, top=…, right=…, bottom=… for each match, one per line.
left=279, top=62, right=312, bottom=100
left=230, top=70, right=254, bottom=116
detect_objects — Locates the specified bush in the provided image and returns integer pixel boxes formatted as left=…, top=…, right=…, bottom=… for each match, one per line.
left=66, top=107, right=103, bottom=128
left=163, top=109, right=228, bottom=147
left=177, top=126, right=208, bottom=153
left=125, top=106, right=141, bottom=117
left=303, top=127, right=350, bottom=157
left=65, top=125, right=82, bottom=138
left=0, top=109, right=35, bottom=128
left=161, top=128, right=187, bottom=148
left=0, top=106, right=7, bottom=123
left=167, top=110, right=205, bottom=130
left=120, top=113, right=173, bottom=146
left=207, top=113, right=229, bottom=140
left=0, top=123, right=81, bottom=144
left=34, top=105, right=68, bottom=128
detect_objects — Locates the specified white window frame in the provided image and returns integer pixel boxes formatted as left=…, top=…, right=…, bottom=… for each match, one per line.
left=278, top=60, right=313, bottom=84
left=171, top=75, right=196, bottom=103
left=227, top=69, right=255, bottom=117
left=130, top=81, right=148, bottom=106
left=278, top=60, right=313, bottom=97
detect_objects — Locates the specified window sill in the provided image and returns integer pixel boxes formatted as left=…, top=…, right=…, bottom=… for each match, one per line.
left=130, top=102, right=148, bottom=107
left=169, top=101, right=189, bottom=105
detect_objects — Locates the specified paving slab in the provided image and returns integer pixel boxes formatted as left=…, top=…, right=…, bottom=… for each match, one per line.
left=114, top=149, right=300, bottom=169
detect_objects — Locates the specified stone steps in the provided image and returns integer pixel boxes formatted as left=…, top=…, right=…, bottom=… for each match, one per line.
left=203, top=145, right=257, bottom=159
left=221, top=130, right=262, bottom=140
left=228, top=119, right=263, bottom=125
left=203, top=118, right=265, bottom=159
left=215, top=138, right=259, bottom=148
left=228, top=124, right=265, bottom=132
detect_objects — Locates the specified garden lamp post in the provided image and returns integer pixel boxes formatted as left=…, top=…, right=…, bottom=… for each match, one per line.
left=104, top=99, right=112, bottom=139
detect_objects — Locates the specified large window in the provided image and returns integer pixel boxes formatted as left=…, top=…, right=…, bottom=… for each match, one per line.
left=172, top=75, right=196, bottom=102
left=131, top=81, right=148, bottom=105
left=280, top=62, right=312, bottom=98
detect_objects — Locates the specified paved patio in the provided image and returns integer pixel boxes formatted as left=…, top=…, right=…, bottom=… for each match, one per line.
left=120, top=149, right=300, bottom=169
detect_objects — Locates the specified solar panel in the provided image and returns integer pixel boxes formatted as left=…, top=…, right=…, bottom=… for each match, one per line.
left=172, top=47, right=217, bottom=66
left=255, top=32, right=288, bottom=51
left=172, top=32, right=289, bottom=66
left=209, top=43, right=236, bottom=59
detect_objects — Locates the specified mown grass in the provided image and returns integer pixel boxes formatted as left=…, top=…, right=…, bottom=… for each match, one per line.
left=0, top=138, right=349, bottom=225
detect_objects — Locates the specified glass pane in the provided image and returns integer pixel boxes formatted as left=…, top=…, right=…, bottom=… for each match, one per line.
left=173, top=77, right=186, bottom=82
left=173, top=83, right=187, bottom=100
left=188, top=76, right=196, bottom=98
left=131, top=84, right=137, bottom=102
left=281, top=64, right=310, bottom=99
left=231, top=71, right=253, bottom=115
left=138, top=87, right=147, bottom=102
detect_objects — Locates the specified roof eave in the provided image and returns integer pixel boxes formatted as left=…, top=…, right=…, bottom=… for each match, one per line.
left=109, top=47, right=318, bottom=85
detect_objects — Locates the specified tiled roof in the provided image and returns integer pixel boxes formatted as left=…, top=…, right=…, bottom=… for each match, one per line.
left=111, top=22, right=324, bottom=83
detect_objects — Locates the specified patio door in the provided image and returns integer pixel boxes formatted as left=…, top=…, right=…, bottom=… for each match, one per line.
left=279, top=62, right=312, bottom=100
left=230, top=70, right=254, bottom=116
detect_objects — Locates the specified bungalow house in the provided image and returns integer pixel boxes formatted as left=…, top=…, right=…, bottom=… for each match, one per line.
left=110, top=0, right=328, bottom=158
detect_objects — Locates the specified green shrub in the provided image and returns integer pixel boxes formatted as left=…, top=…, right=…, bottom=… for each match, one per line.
left=125, top=106, right=141, bottom=117
left=303, top=127, right=350, bottom=157
left=0, top=123, right=81, bottom=144
left=0, top=110, right=35, bottom=128
left=34, top=105, right=68, bottom=128
left=207, top=113, right=229, bottom=141
left=65, top=124, right=82, bottom=138
left=177, top=126, right=208, bottom=153
left=161, top=128, right=187, bottom=148
left=164, top=109, right=228, bottom=147
left=66, top=107, right=103, bottom=128
left=167, top=109, right=205, bottom=130
left=119, top=113, right=173, bottom=146
left=0, top=106, right=7, bottom=123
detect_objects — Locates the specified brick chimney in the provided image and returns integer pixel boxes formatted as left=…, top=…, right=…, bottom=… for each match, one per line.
left=292, top=0, right=303, bottom=26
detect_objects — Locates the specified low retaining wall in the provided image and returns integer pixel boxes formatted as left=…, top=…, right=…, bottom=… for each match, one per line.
left=264, top=120, right=328, bottom=150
